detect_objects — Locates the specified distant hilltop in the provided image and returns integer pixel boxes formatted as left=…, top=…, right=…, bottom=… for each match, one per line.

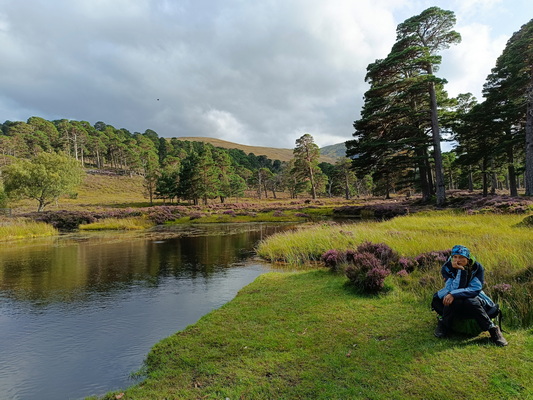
left=174, top=137, right=345, bottom=164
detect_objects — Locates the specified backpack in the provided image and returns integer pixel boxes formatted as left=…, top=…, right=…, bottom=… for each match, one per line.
left=450, top=304, right=502, bottom=336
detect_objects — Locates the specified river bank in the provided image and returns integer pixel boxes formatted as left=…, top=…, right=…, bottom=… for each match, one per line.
left=94, top=269, right=532, bottom=400
left=92, top=210, right=533, bottom=399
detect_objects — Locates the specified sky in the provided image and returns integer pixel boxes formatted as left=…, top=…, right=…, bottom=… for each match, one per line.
left=1, top=0, right=532, bottom=149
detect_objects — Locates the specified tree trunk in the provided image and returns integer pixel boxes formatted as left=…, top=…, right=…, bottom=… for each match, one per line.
left=344, top=175, right=350, bottom=200
left=482, top=158, right=489, bottom=197
left=428, top=81, right=446, bottom=205
left=525, top=83, right=533, bottom=196
left=490, top=158, right=497, bottom=195
left=468, top=165, right=474, bottom=192
left=257, top=170, right=262, bottom=199
left=308, top=165, right=317, bottom=199
left=416, top=148, right=431, bottom=201
left=507, top=142, right=518, bottom=196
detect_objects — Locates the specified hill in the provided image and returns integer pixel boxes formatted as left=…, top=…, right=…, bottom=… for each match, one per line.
left=320, top=142, right=347, bottom=159
left=175, top=137, right=340, bottom=164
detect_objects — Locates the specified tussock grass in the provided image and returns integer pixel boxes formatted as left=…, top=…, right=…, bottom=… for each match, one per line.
left=79, top=217, right=154, bottom=231
left=97, top=271, right=533, bottom=400
left=0, top=218, right=58, bottom=241
left=257, top=211, right=533, bottom=271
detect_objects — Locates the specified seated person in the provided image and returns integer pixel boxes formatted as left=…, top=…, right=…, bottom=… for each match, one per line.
left=431, top=245, right=507, bottom=346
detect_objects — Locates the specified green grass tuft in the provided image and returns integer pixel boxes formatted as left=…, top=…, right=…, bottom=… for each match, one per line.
left=79, top=217, right=155, bottom=231
left=0, top=218, right=58, bottom=241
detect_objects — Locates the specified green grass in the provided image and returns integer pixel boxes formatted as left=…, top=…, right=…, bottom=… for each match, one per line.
left=79, top=217, right=155, bottom=231
left=96, top=270, right=533, bottom=400
left=257, top=211, right=533, bottom=271
left=0, top=218, right=58, bottom=241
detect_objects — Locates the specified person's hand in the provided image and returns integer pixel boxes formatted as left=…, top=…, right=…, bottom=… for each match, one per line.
left=452, top=260, right=465, bottom=270
left=443, top=293, right=454, bottom=306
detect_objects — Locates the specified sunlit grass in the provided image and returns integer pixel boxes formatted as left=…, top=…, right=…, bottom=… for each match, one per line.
left=0, top=218, right=58, bottom=241
left=96, top=271, right=533, bottom=400
left=257, top=211, right=533, bottom=271
left=79, top=217, right=155, bottom=231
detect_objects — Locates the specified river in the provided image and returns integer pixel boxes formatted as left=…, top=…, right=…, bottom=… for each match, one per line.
left=0, top=223, right=294, bottom=400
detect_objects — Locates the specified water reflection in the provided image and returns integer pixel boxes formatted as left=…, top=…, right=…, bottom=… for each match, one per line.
left=0, top=223, right=293, bottom=400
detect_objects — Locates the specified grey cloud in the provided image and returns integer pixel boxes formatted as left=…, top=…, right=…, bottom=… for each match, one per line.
left=1, top=0, right=530, bottom=149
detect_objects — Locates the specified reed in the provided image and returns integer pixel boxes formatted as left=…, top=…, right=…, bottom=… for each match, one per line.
left=79, top=217, right=155, bottom=231
left=0, top=218, right=58, bottom=241
left=257, top=211, right=533, bottom=271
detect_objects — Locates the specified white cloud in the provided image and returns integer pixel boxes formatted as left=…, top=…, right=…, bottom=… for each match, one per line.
left=440, top=22, right=508, bottom=99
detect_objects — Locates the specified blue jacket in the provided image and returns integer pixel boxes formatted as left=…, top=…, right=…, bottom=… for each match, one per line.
left=436, top=258, right=495, bottom=307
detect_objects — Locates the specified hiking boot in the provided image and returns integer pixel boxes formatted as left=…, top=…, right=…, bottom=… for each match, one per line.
left=434, top=320, right=447, bottom=338
left=488, top=326, right=508, bottom=347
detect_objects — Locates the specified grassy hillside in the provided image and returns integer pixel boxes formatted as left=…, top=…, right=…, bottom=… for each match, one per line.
left=320, top=142, right=347, bottom=159
left=175, top=137, right=339, bottom=164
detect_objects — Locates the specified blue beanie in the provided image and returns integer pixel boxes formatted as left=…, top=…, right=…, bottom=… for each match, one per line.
left=451, top=245, right=470, bottom=259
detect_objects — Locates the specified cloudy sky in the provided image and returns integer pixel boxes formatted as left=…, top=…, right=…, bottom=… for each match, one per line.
left=1, top=0, right=532, bottom=149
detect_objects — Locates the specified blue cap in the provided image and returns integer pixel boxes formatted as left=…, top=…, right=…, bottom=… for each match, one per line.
left=451, top=245, right=470, bottom=259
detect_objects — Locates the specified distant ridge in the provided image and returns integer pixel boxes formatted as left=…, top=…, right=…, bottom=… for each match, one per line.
left=175, top=137, right=340, bottom=163
left=320, top=142, right=347, bottom=159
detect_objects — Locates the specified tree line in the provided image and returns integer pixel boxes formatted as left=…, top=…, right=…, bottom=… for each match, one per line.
left=0, top=116, right=370, bottom=210
left=347, top=7, right=533, bottom=202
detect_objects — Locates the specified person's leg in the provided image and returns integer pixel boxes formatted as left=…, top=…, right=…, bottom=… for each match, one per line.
left=432, top=295, right=447, bottom=338
left=460, top=297, right=508, bottom=346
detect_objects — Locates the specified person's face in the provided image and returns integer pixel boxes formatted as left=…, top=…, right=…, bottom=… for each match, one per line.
left=452, top=254, right=469, bottom=267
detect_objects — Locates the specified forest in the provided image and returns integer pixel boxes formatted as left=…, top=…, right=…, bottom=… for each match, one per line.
left=347, top=8, right=533, bottom=203
left=0, top=116, right=364, bottom=208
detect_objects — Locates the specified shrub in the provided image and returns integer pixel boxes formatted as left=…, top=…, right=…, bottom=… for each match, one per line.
left=356, top=241, right=399, bottom=269
left=294, top=213, right=310, bottom=218
left=414, top=250, right=450, bottom=270
left=147, top=207, right=180, bottom=224
left=345, top=252, right=388, bottom=293
left=321, top=249, right=345, bottom=272
left=189, top=212, right=204, bottom=220
left=396, top=269, right=409, bottom=278
left=398, top=257, right=418, bottom=272
left=31, top=210, right=97, bottom=231
left=492, top=283, right=512, bottom=294
left=364, top=267, right=391, bottom=293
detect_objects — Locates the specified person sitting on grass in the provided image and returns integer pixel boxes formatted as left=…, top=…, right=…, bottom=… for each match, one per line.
left=432, top=245, right=508, bottom=346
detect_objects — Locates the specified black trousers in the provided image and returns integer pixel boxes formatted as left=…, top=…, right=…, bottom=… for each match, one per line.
left=431, top=295, right=493, bottom=332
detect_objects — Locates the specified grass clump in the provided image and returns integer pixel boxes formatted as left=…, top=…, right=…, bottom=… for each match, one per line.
left=79, top=217, right=154, bottom=231
left=98, top=271, right=533, bottom=400
left=0, top=218, right=58, bottom=241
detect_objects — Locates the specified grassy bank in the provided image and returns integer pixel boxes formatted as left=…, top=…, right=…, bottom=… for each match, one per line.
left=257, top=211, right=533, bottom=271
left=79, top=216, right=155, bottom=231
left=97, top=270, right=532, bottom=400
left=0, top=218, right=58, bottom=241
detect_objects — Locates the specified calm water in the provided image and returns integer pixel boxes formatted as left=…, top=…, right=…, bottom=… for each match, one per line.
left=0, top=223, right=293, bottom=400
